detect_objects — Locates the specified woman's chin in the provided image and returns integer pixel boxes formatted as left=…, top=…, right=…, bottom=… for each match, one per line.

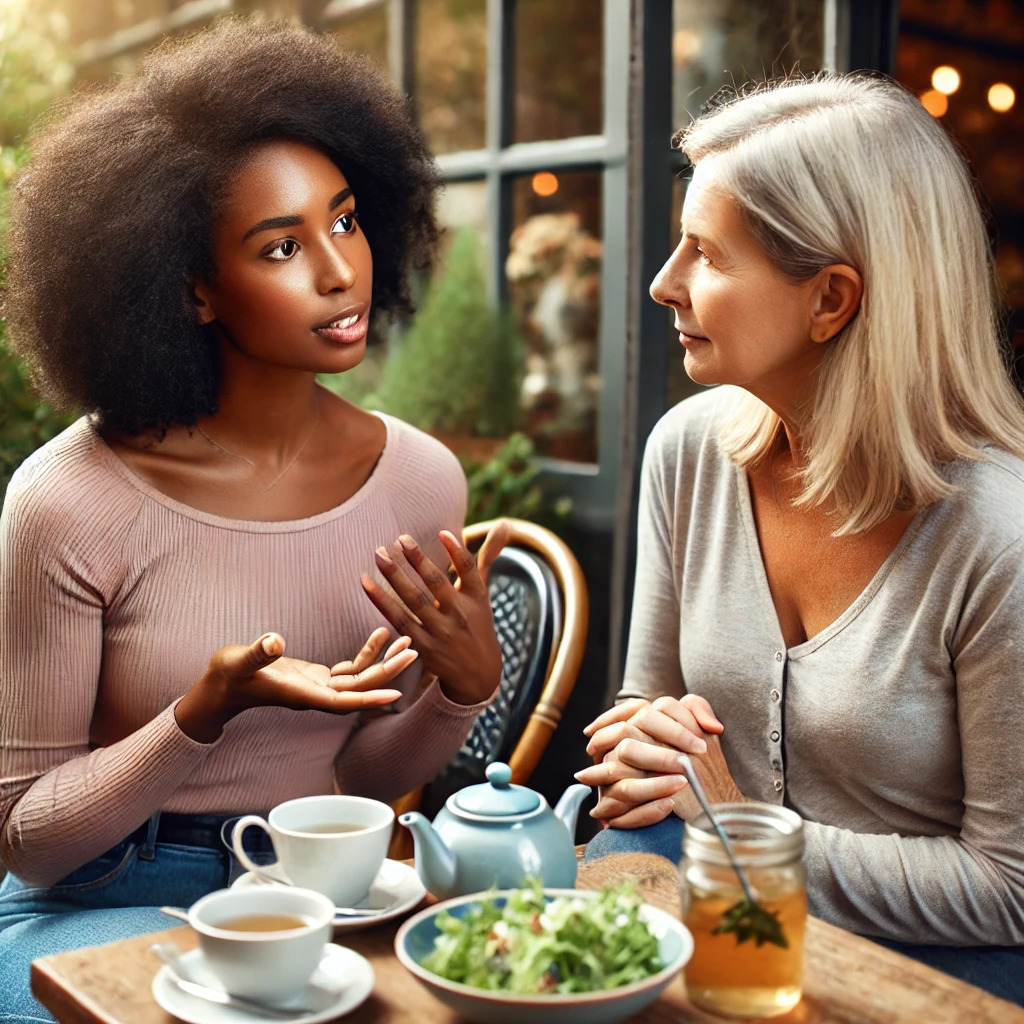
left=683, top=352, right=722, bottom=387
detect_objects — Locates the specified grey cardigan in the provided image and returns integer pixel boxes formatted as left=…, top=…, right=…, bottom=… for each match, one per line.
left=620, top=387, right=1024, bottom=946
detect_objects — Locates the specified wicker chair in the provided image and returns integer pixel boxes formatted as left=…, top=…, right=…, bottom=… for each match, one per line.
left=387, top=517, right=588, bottom=859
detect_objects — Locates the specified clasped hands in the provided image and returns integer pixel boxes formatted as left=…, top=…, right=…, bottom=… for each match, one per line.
left=574, top=695, right=745, bottom=828
left=177, top=522, right=507, bottom=743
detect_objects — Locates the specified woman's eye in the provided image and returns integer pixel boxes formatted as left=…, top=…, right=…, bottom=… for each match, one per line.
left=695, top=244, right=711, bottom=265
left=265, top=239, right=298, bottom=261
left=331, top=211, right=358, bottom=236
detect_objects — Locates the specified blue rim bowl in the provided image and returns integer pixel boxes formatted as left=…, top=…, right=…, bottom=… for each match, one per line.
left=394, top=888, right=693, bottom=1024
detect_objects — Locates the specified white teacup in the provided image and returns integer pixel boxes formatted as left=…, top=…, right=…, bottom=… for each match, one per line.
left=231, top=795, right=394, bottom=908
left=187, top=884, right=334, bottom=1003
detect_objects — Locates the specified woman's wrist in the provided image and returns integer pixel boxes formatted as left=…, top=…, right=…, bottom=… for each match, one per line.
left=438, top=671, right=499, bottom=706
left=174, top=677, right=237, bottom=743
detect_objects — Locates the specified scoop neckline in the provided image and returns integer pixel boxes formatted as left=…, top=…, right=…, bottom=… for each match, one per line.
left=84, top=411, right=396, bottom=533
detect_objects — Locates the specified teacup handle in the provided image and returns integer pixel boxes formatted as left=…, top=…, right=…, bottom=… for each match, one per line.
left=230, top=815, right=294, bottom=886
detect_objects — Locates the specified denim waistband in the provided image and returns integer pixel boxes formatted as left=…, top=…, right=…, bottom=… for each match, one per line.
left=127, top=811, right=276, bottom=859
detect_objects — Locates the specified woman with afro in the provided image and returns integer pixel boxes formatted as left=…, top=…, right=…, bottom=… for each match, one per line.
left=0, top=18, right=505, bottom=1017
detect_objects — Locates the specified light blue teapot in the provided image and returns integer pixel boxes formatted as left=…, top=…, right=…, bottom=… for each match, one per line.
left=399, top=762, right=591, bottom=900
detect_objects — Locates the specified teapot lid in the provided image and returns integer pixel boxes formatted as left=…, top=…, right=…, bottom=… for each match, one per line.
left=452, top=762, right=541, bottom=816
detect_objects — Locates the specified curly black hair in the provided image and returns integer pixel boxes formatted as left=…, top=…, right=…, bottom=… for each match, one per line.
left=5, top=17, right=441, bottom=435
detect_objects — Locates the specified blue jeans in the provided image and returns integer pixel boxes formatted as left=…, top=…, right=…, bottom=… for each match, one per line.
left=0, top=814, right=273, bottom=1023
left=584, top=819, right=1024, bottom=1008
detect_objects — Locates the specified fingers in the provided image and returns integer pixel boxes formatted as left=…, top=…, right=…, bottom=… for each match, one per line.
left=439, top=530, right=485, bottom=599
left=585, top=718, right=650, bottom=760
left=396, top=535, right=458, bottom=612
left=678, top=694, right=724, bottom=734
left=329, top=627, right=390, bottom=676
left=328, top=647, right=418, bottom=692
left=361, top=572, right=426, bottom=639
left=582, top=699, right=649, bottom=738
left=312, top=688, right=404, bottom=713
left=630, top=701, right=711, bottom=755
left=217, top=633, right=286, bottom=679
left=590, top=775, right=686, bottom=819
left=474, top=519, right=510, bottom=586
left=604, top=799, right=677, bottom=830
left=575, top=742, right=691, bottom=785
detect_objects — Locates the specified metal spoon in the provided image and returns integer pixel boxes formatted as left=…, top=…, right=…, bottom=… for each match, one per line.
left=677, top=753, right=756, bottom=904
left=678, top=754, right=788, bottom=948
left=150, top=941, right=316, bottom=1019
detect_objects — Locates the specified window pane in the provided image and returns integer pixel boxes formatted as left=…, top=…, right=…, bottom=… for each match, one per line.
left=666, top=0, right=823, bottom=408
left=514, top=0, right=602, bottom=144
left=896, top=0, right=1024, bottom=344
left=415, top=0, right=486, bottom=155
left=672, top=0, right=823, bottom=129
left=436, top=178, right=489, bottom=263
left=508, top=170, right=602, bottom=464
left=331, top=8, right=389, bottom=73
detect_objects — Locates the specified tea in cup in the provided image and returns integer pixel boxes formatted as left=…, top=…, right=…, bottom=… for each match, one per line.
left=187, top=884, right=334, bottom=1003
left=231, top=794, right=394, bottom=907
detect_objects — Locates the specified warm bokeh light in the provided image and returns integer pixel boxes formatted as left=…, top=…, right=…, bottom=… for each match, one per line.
left=931, top=65, right=961, bottom=95
left=919, top=89, right=949, bottom=118
left=987, top=82, right=1015, bottom=113
left=531, top=171, right=559, bottom=197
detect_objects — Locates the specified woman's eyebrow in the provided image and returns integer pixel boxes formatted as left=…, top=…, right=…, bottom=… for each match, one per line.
left=241, top=188, right=354, bottom=242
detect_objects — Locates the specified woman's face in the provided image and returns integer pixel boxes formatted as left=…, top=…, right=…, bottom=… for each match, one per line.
left=193, top=139, right=373, bottom=376
left=650, top=158, right=824, bottom=406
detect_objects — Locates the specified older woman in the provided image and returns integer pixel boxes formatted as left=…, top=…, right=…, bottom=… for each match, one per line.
left=574, top=73, right=1024, bottom=1004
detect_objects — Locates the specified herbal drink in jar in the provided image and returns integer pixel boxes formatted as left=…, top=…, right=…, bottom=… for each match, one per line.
left=680, top=803, right=806, bottom=1019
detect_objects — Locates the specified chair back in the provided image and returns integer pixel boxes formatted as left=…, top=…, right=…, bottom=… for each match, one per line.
left=388, top=517, right=588, bottom=852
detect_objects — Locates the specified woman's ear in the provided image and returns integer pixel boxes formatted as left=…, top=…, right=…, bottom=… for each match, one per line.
left=809, top=264, right=863, bottom=343
left=187, top=277, right=216, bottom=326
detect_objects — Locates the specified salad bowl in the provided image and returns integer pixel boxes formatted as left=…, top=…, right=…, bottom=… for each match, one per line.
left=394, top=888, right=693, bottom=1024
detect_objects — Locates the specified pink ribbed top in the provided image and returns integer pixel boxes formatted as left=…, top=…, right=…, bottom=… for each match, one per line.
left=0, top=414, right=488, bottom=885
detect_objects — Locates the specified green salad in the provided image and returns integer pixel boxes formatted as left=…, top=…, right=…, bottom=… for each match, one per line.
left=422, top=881, right=664, bottom=994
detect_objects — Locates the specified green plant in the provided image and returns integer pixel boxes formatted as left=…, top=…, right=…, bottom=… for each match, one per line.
left=461, top=432, right=571, bottom=532
left=0, top=5, right=77, bottom=501
left=366, top=228, right=525, bottom=437
left=0, top=149, right=76, bottom=501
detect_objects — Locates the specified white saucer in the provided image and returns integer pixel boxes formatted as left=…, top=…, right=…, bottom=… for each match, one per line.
left=232, top=858, right=426, bottom=932
left=152, top=943, right=373, bottom=1024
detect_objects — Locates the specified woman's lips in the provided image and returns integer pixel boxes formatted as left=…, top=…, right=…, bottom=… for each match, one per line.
left=314, top=312, right=368, bottom=344
left=679, top=330, right=709, bottom=346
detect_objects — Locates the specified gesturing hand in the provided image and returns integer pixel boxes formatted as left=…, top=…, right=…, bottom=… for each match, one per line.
left=176, top=628, right=415, bottom=743
left=361, top=524, right=507, bottom=706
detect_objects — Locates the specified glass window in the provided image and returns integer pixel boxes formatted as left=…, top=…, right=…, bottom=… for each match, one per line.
left=436, top=178, right=489, bottom=263
left=513, top=0, right=602, bottom=144
left=507, top=170, right=602, bottom=464
left=665, top=0, right=823, bottom=408
left=896, top=0, right=1023, bottom=354
left=414, top=0, right=486, bottom=155
left=331, top=7, right=389, bottom=72
left=671, top=0, right=823, bottom=129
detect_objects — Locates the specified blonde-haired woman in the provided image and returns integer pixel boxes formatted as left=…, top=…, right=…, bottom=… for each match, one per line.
left=575, top=72, right=1024, bottom=1004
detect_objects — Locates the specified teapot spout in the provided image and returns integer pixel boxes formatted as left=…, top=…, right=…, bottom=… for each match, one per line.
left=553, top=783, right=591, bottom=843
left=399, top=811, right=456, bottom=895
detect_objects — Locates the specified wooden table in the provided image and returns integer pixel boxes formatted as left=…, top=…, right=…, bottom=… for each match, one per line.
left=31, top=853, right=1023, bottom=1024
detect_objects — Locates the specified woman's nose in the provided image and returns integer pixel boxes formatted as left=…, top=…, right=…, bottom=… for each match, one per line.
left=650, top=246, right=687, bottom=309
left=317, top=241, right=357, bottom=293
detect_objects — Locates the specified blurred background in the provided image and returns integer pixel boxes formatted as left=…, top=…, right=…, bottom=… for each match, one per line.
left=1, top=0, right=1021, bottom=821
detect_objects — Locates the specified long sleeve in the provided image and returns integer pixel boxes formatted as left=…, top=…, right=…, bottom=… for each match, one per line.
left=611, top=389, right=1024, bottom=947
left=334, top=679, right=492, bottom=802
left=0, top=445, right=218, bottom=884
left=1, top=413, right=482, bottom=887
left=801, top=539, right=1024, bottom=945
left=619, top=417, right=688, bottom=702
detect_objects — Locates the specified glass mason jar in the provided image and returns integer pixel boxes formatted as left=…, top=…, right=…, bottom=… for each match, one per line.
left=680, top=803, right=806, bottom=1019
